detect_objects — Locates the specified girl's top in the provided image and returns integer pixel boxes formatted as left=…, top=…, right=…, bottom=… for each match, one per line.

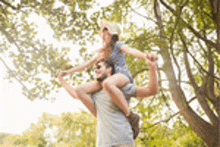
left=109, top=41, right=134, bottom=83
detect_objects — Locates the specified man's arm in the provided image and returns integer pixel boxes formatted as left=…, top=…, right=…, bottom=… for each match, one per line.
left=59, top=76, right=79, bottom=99
left=58, top=71, right=97, bottom=117
left=136, top=53, right=159, bottom=99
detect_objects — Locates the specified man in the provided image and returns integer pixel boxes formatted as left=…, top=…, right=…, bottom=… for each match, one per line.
left=58, top=53, right=159, bottom=147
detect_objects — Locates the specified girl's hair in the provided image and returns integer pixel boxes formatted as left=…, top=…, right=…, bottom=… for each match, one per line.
left=110, top=34, right=119, bottom=50
left=100, top=31, right=119, bottom=60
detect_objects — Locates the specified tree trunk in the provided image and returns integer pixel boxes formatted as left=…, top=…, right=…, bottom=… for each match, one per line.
left=154, top=0, right=218, bottom=146
left=212, top=0, right=220, bottom=146
left=217, top=96, right=220, bottom=147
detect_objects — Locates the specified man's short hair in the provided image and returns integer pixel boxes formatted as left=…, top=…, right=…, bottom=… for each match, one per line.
left=96, top=59, right=115, bottom=75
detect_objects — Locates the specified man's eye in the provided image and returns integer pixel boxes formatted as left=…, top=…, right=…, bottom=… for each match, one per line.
left=95, top=65, right=101, bottom=70
left=97, top=65, right=101, bottom=69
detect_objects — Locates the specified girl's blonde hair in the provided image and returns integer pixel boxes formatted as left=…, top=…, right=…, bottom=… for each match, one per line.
left=100, top=20, right=122, bottom=36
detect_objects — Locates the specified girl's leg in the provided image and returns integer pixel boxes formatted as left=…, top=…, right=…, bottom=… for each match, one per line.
left=75, top=81, right=101, bottom=117
left=102, top=73, right=130, bottom=116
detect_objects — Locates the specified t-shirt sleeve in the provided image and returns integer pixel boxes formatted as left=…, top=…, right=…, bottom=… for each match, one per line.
left=121, top=83, right=138, bottom=99
left=115, top=41, right=125, bottom=52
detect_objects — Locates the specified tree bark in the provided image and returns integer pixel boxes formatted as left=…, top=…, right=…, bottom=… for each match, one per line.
left=217, top=96, right=220, bottom=147
left=211, top=0, right=220, bottom=145
left=154, top=0, right=218, bottom=146
left=179, top=33, right=218, bottom=126
left=0, top=0, right=17, bottom=10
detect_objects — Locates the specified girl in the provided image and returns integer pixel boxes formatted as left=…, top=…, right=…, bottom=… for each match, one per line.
left=61, top=20, right=147, bottom=126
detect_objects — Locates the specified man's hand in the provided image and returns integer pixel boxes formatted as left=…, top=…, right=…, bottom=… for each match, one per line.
left=146, top=53, right=158, bottom=68
left=57, top=70, right=80, bottom=100
left=136, top=53, right=159, bottom=98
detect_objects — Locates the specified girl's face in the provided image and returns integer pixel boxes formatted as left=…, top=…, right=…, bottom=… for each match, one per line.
left=101, top=27, right=112, bottom=45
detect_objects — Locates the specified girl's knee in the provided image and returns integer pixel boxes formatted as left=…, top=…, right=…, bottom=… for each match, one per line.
left=103, top=79, right=112, bottom=91
left=113, top=74, right=130, bottom=86
left=103, top=74, right=129, bottom=91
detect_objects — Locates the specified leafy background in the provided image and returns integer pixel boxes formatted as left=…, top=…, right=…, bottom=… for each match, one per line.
left=0, top=0, right=220, bottom=146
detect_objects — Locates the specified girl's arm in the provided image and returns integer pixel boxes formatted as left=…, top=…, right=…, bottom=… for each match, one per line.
left=70, top=55, right=98, bottom=74
left=120, top=45, right=146, bottom=59
left=62, top=51, right=100, bottom=76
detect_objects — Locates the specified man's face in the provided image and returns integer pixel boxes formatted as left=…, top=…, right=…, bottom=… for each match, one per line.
left=95, top=62, right=109, bottom=82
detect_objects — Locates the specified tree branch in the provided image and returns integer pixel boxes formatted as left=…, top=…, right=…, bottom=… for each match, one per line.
left=179, top=32, right=220, bottom=81
left=179, top=32, right=199, bottom=89
left=197, top=87, right=218, bottom=126
left=179, top=32, right=218, bottom=125
left=147, top=96, right=197, bottom=129
left=205, top=47, right=217, bottom=101
left=0, top=26, right=23, bottom=53
left=127, top=4, right=157, bottom=24
left=169, top=6, right=183, bottom=86
left=159, top=0, right=218, bottom=49
left=0, top=56, right=47, bottom=100
left=188, top=47, right=220, bottom=80
left=0, top=0, right=18, bottom=10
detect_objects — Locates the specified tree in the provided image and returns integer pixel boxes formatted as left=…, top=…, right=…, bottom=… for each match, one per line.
left=2, top=112, right=96, bottom=147
left=153, top=0, right=220, bottom=146
left=2, top=113, right=204, bottom=147
left=0, top=0, right=219, bottom=146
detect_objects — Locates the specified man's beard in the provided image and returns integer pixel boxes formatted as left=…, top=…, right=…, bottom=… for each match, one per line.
left=97, top=72, right=108, bottom=83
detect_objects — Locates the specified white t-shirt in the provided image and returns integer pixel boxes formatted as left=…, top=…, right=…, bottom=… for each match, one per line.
left=91, top=84, right=138, bottom=147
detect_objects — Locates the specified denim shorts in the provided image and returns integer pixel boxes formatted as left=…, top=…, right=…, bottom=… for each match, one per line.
left=112, top=144, right=135, bottom=147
